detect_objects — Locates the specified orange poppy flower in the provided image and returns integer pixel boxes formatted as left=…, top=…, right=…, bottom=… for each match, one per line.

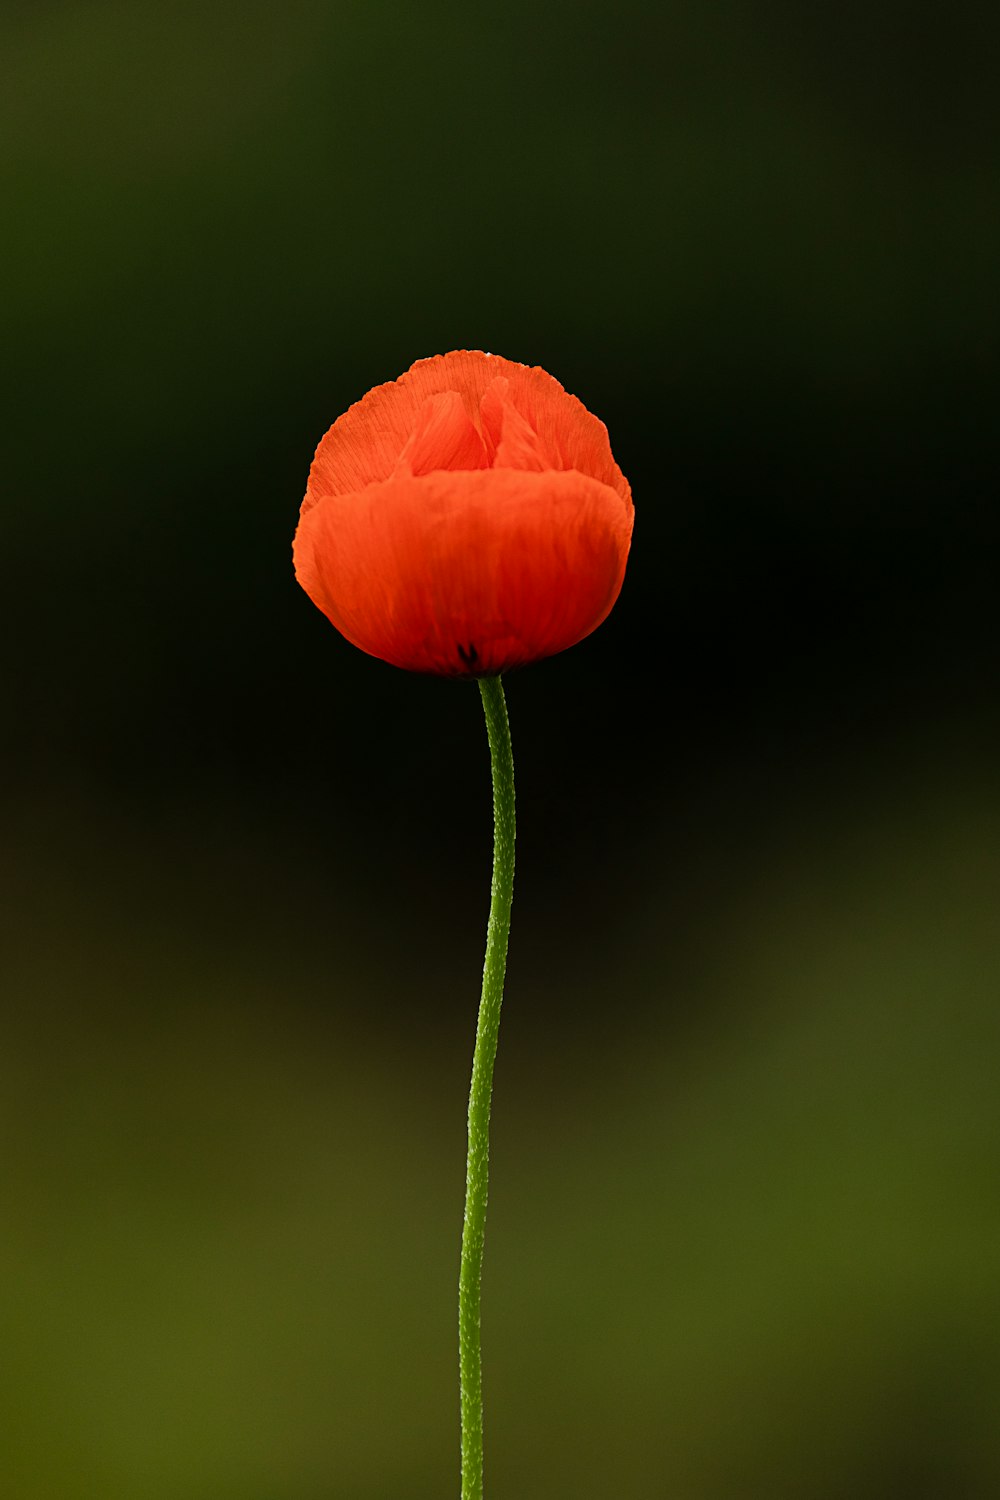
left=293, top=350, right=634, bottom=676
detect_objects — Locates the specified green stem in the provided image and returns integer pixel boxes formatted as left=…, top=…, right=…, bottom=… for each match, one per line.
left=460, top=674, right=515, bottom=1500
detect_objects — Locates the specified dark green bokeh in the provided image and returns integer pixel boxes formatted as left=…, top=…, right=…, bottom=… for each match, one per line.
left=3, top=2, right=998, bottom=1495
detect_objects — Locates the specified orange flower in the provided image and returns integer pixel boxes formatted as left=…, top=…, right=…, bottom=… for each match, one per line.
left=293, top=350, right=634, bottom=676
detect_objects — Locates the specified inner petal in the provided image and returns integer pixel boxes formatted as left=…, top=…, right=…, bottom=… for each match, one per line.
left=479, top=378, right=554, bottom=472
left=394, top=391, right=489, bottom=476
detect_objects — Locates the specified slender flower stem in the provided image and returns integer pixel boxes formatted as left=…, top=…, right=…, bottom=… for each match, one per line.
left=460, top=674, right=516, bottom=1500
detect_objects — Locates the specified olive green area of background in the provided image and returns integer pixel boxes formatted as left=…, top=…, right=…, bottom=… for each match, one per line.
left=2, top=2, right=998, bottom=1496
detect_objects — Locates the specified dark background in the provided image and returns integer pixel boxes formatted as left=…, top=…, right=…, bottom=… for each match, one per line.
left=3, top=2, right=999, bottom=1496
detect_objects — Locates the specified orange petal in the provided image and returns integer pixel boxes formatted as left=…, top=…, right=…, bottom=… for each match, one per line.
left=479, top=379, right=554, bottom=472
left=393, top=391, right=488, bottom=476
left=302, top=351, right=630, bottom=511
left=293, top=467, right=634, bottom=676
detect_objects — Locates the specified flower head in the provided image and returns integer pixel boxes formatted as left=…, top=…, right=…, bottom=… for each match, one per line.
left=293, top=350, right=633, bottom=675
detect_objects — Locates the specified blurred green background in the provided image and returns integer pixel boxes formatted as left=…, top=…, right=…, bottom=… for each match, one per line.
left=2, top=2, right=999, bottom=1495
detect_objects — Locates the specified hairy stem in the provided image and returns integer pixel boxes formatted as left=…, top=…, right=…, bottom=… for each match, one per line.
left=459, top=674, right=515, bottom=1500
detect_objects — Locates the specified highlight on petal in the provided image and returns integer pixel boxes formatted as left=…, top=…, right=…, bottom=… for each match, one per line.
left=295, top=351, right=634, bottom=675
